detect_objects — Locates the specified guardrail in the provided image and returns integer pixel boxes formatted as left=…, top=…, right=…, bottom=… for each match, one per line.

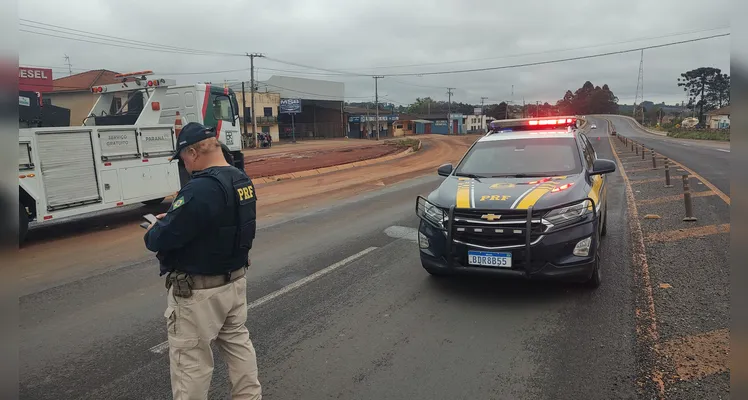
left=608, top=119, right=700, bottom=222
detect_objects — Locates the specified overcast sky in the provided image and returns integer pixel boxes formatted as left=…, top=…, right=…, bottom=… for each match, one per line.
left=18, top=0, right=730, bottom=106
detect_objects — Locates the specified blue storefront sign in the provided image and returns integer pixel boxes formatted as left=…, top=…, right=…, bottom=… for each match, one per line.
left=280, top=98, right=302, bottom=114
left=348, top=115, right=399, bottom=123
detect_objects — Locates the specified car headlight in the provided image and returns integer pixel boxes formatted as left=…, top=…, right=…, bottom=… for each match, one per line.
left=416, top=197, right=446, bottom=228
left=544, top=200, right=592, bottom=225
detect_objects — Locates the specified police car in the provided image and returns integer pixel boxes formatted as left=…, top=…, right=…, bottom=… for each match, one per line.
left=415, top=117, right=616, bottom=288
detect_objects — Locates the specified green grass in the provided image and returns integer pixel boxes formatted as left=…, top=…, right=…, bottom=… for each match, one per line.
left=386, top=138, right=421, bottom=152
left=665, top=129, right=730, bottom=141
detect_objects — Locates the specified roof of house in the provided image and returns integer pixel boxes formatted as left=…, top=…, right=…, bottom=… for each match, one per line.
left=52, top=69, right=121, bottom=93
left=707, top=105, right=730, bottom=116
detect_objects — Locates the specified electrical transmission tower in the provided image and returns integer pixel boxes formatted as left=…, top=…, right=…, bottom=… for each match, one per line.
left=64, top=54, right=72, bottom=76
left=633, top=50, right=644, bottom=124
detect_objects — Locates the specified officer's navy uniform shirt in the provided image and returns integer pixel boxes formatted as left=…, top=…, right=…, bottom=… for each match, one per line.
left=144, top=165, right=257, bottom=276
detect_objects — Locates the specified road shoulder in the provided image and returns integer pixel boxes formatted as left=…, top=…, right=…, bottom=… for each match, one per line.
left=607, top=120, right=730, bottom=399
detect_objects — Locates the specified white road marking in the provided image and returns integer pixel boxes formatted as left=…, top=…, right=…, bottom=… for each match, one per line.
left=149, top=342, right=170, bottom=355
left=681, top=143, right=691, bottom=147
left=149, top=246, right=379, bottom=354
left=384, top=225, right=419, bottom=242
left=716, top=149, right=730, bottom=153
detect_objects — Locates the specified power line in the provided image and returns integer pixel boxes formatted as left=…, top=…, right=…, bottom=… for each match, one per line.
left=263, top=56, right=371, bottom=77
left=340, top=26, right=731, bottom=71
left=20, top=19, right=243, bottom=57
left=20, top=29, right=246, bottom=57
left=380, top=33, right=730, bottom=77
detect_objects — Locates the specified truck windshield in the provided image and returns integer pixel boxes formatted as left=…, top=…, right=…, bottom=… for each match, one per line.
left=455, top=137, right=582, bottom=177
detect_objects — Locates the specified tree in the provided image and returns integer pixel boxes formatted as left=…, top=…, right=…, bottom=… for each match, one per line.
left=485, top=102, right=509, bottom=120
left=678, top=67, right=723, bottom=125
left=706, top=73, right=730, bottom=108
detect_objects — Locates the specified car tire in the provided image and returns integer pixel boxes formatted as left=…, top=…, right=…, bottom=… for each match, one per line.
left=600, top=204, right=608, bottom=237
left=19, top=202, right=29, bottom=245
left=585, top=253, right=601, bottom=289
left=142, top=197, right=165, bottom=206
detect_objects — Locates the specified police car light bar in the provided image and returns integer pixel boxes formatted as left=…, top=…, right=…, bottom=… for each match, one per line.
left=528, top=118, right=576, bottom=126
left=489, top=116, right=578, bottom=132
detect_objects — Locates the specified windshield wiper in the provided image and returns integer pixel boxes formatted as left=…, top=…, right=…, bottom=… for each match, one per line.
left=454, top=173, right=485, bottom=182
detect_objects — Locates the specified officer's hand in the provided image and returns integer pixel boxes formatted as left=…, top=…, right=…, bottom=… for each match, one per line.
left=155, top=213, right=167, bottom=220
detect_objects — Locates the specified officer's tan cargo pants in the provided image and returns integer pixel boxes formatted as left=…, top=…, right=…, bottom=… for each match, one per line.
left=164, top=276, right=262, bottom=400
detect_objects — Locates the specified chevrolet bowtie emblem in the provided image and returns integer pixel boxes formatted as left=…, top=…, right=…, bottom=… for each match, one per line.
left=481, top=213, right=501, bottom=221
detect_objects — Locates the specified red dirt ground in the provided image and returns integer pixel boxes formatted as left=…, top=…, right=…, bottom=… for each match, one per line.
left=243, top=144, right=403, bottom=178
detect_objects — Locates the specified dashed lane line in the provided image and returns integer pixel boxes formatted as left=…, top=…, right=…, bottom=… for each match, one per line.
left=148, top=246, right=379, bottom=354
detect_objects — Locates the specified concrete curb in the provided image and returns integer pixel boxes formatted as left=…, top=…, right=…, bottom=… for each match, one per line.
left=253, top=140, right=421, bottom=184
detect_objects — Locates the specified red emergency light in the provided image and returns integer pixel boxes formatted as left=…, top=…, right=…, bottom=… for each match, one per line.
left=528, top=118, right=576, bottom=126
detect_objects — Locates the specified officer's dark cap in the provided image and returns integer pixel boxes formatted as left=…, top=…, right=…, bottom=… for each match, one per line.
left=172, top=122, right=217, bottom=161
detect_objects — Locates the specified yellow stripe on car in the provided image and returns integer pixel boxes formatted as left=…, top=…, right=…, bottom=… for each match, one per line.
left=456, top=178, right=472, bottom=208
left=587, top=176, right=603, bottom=211
left=514, top=183, right=557, bottom=209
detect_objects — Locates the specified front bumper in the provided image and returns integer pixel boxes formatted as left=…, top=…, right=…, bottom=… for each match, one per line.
left=416, top=199, right=599, bottom=282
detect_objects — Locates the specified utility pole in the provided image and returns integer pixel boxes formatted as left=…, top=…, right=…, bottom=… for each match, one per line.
left=522, top=97, right=526, bottom=118
left=447, top=87, right=455, bottom=134
left=373, top=76, right=384, bottom=140
left=241, top=81, right=247, bottom=143
left=634, top=49, right=644, bottom=124
left=247, top=53, right=265, bottom=148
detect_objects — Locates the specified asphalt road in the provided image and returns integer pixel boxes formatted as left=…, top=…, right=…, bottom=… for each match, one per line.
left=20, top=128, right=640, bottom=400
left=605, top=115, right=730, bottom=196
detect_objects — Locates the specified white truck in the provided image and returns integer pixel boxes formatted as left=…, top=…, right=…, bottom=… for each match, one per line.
left=18, top=71, right=244, bottom=243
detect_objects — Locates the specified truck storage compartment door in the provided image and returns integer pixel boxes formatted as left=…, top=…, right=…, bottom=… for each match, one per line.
left=101, top=170, right=122, bottom=204
left=98, top=128, right=139, bottom=161
left=36, top=130, right=101, bottom=210
left=139, top=126, right=175, bottom=158
left=120, top=164, right=173, bottom=200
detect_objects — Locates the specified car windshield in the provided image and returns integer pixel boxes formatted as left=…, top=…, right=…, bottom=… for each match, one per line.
left=454, top=137, right=582, bottom=177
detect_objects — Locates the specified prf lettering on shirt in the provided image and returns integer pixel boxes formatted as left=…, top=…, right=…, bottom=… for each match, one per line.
left=235, top=182, right=256, bottom=205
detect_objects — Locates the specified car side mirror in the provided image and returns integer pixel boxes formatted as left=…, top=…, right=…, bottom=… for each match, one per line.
left=437, top=163, right=453, bottom=177
left=590, top=159, right=616, bottom=176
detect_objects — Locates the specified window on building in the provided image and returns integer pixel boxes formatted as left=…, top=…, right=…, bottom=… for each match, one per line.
left=261, top=126, right=270, bottom=134
left=264, top=107, right=273, bottom=117
left=244, top=107, right=251, bottom=122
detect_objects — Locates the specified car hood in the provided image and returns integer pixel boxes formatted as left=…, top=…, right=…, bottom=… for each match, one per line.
left=428, top=174, right=589, bottom=211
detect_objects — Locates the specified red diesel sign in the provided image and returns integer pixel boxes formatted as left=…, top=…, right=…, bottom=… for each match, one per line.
left=19, top=67, right=53, bottom=92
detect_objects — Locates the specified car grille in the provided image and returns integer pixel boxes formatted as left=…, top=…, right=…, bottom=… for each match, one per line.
left=451, top=209, right=549, bottom=249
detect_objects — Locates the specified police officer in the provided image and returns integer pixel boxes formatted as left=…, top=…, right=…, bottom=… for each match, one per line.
left=144, top=122, right=262, bottom=400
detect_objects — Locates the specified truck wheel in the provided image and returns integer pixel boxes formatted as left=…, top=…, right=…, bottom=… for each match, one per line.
left=142, top=197, right=165, bottom=206
left=19, top=202, right=29, bottom=245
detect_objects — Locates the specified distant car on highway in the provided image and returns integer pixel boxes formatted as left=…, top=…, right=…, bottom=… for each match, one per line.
left=590, top=124, right=597, bottom=129
left=416, top=117, right=616, bottom=288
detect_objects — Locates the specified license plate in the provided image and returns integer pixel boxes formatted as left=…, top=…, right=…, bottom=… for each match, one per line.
left=467, top=251, right=512, bottom=268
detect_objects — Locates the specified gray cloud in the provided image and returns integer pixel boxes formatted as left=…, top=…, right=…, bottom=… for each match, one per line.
left=19, top=0, right=730, bottom=106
